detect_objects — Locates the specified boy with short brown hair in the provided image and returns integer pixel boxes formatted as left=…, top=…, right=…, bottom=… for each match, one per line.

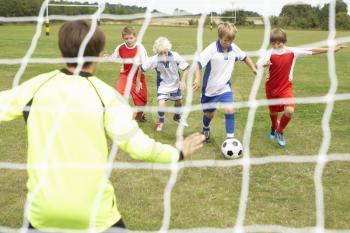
left=262, top=27, right=346, bottom=147
left=112, top=26, right=149, bottom=122
left=194, top=22, right=257, bottom=142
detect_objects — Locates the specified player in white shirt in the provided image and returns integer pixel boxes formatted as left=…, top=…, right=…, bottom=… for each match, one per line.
left=194, top=22, right=258, bottom=142
left=141, top=37, right=190, bottom=131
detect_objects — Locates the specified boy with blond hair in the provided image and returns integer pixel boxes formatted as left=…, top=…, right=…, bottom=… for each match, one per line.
left=261, top=28, right=346, bottom=147
left=112, top=26, right=149, bottom=122
left=0, top=20, right=204, bottom=232
left=141, top=37, right=189, bottom=131
left=194, top=22, right=257, bottom=142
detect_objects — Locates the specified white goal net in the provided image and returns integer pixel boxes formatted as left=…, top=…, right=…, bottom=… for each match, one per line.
left=0, top=0, right=350, bottom=233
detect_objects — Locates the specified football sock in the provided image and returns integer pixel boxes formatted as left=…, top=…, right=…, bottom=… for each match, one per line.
left=135, top=111, right=144, bottom=120
left=203, top=115, right=211, bottom=132
left=225, top=114, right=235, bottom=138
left=174, top=102, right=181, bottom=120
left=269, top=113, right=279, bottom=129
left=277, top=114, right=291, bottom=133
left=174, top=113, right=181, bottom=120
left=158, top=112, right=165, bottom=123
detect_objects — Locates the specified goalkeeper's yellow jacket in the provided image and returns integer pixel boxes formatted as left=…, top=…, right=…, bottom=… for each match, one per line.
left=0, top=69, right=180, bottom=231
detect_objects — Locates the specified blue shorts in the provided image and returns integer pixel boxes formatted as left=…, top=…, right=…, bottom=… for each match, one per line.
left=201, top=92, right=234, bottom=112
left=157, top=89, right=182, bottom=101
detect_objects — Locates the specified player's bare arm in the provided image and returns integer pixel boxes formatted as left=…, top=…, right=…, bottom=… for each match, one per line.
left=311, top=44, right=347, bottom=55
left=180, top=69, right=189, bottom=91
left=244, top=57, right=258, bottom=76
left=192, top=65, right=201, bottom=91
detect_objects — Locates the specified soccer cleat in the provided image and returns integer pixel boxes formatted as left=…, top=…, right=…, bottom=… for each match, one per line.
left=136, top=114, right=147, bottom=123
left=268, top=128, right=276, bottom=140
left=155, top=122, right=164, bottom=132
left=202, top=130, right=211, bottom=143
left=173, top=115, right=189, bottom=127
left=269, top=120, right=280, bottom=140
left=275, top=131, right=286, bottom=147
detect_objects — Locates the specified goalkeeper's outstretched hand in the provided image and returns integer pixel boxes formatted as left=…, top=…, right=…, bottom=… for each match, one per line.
left=181, top=133, right=205, bottom=158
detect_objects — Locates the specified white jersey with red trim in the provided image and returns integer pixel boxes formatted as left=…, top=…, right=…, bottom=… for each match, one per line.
left=112, top=42, right=148, bottom=77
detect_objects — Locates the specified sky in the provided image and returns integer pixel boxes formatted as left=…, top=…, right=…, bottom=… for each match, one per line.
left=82, top=0, right=350, bottom=16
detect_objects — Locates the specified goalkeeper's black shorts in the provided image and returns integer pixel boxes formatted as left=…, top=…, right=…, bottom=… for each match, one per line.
left=28, top=218, right=127, bottom=232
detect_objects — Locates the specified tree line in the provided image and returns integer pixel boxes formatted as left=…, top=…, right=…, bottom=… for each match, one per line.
left=219, top=0, right=349, bottom=30
left=1, top=0, right=349, bottom=30
left=0, top=0, right=146, bottom=17
left=271, top=0, right=350, bottom=30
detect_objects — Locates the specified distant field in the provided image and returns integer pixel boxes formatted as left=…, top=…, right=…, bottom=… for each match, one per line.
left=0, top=23, right=349, bottom=231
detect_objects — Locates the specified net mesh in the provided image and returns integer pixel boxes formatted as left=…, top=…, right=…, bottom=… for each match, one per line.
left=0, top=0, right=350, bottom=233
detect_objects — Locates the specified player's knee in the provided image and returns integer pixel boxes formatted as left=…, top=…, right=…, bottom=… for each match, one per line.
left=285, top=107, right=294, bottom=117
left=158, top=100, right=166, bottom=106
left=224, top=107, right=234, bottom=114
left=206, top=111, right=215, bottom=119
left=175, top=100, right=182, bottom=106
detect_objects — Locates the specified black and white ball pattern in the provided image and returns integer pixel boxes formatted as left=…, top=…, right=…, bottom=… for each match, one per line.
left=221, top=138, right=243, bottom=159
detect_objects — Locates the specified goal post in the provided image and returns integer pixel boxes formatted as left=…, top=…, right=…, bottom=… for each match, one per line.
left=210, top=1, right=237, bottom=30
left=45, top=2, right=100, bottom=36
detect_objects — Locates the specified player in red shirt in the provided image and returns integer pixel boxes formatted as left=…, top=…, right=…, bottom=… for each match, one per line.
left=112, top=26, right=148, bottom=122
left=261, top=28, right=346, bottom=147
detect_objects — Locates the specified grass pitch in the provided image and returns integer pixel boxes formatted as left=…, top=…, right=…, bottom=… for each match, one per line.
left=0, top=23, right=349, bottom=230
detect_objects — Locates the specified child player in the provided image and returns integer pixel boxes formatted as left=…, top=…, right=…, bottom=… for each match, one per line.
left=112, top=26, right=148, bottom=122
left=194, top=22, right=257, bottom=142
left=141, top=37, right=189, bottom=131
left=261, top=28, right=346, bottom=147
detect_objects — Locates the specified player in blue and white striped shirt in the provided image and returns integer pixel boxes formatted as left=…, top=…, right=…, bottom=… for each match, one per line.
left=194, top=22, right=258, bottom=142
left=141, top=37, right=189, bottom=131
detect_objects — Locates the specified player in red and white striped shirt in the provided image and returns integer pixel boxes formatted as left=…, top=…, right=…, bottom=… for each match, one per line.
left=112, top=26, right=149, bottom=122
left=261, top=28, right=346, bottom=147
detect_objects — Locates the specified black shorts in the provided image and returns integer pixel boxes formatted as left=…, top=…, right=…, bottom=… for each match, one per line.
left=28, top=218, right=126, bottom=232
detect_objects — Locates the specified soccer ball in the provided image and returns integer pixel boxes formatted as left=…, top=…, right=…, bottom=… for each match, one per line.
left=221, top=138, right=243, bottom=159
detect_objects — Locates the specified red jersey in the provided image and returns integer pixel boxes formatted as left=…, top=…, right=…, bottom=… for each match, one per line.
left=112, top=42, right=148, bottom=109
left=112, top=42, right=148, bottom=77
left=265, top=47, right=313, bottom=98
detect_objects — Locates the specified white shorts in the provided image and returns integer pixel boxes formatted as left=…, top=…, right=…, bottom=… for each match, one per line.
left=157, top=89, right=182, bottom=101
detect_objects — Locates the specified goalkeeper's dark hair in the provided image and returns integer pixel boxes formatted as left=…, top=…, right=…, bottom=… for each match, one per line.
left=58, top=20, right=105, bottom=68
left=270, top=28, right=287, bottom=44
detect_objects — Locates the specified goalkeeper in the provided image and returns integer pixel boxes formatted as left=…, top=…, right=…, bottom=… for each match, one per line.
left=0, top=20, right=204, bottom=232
